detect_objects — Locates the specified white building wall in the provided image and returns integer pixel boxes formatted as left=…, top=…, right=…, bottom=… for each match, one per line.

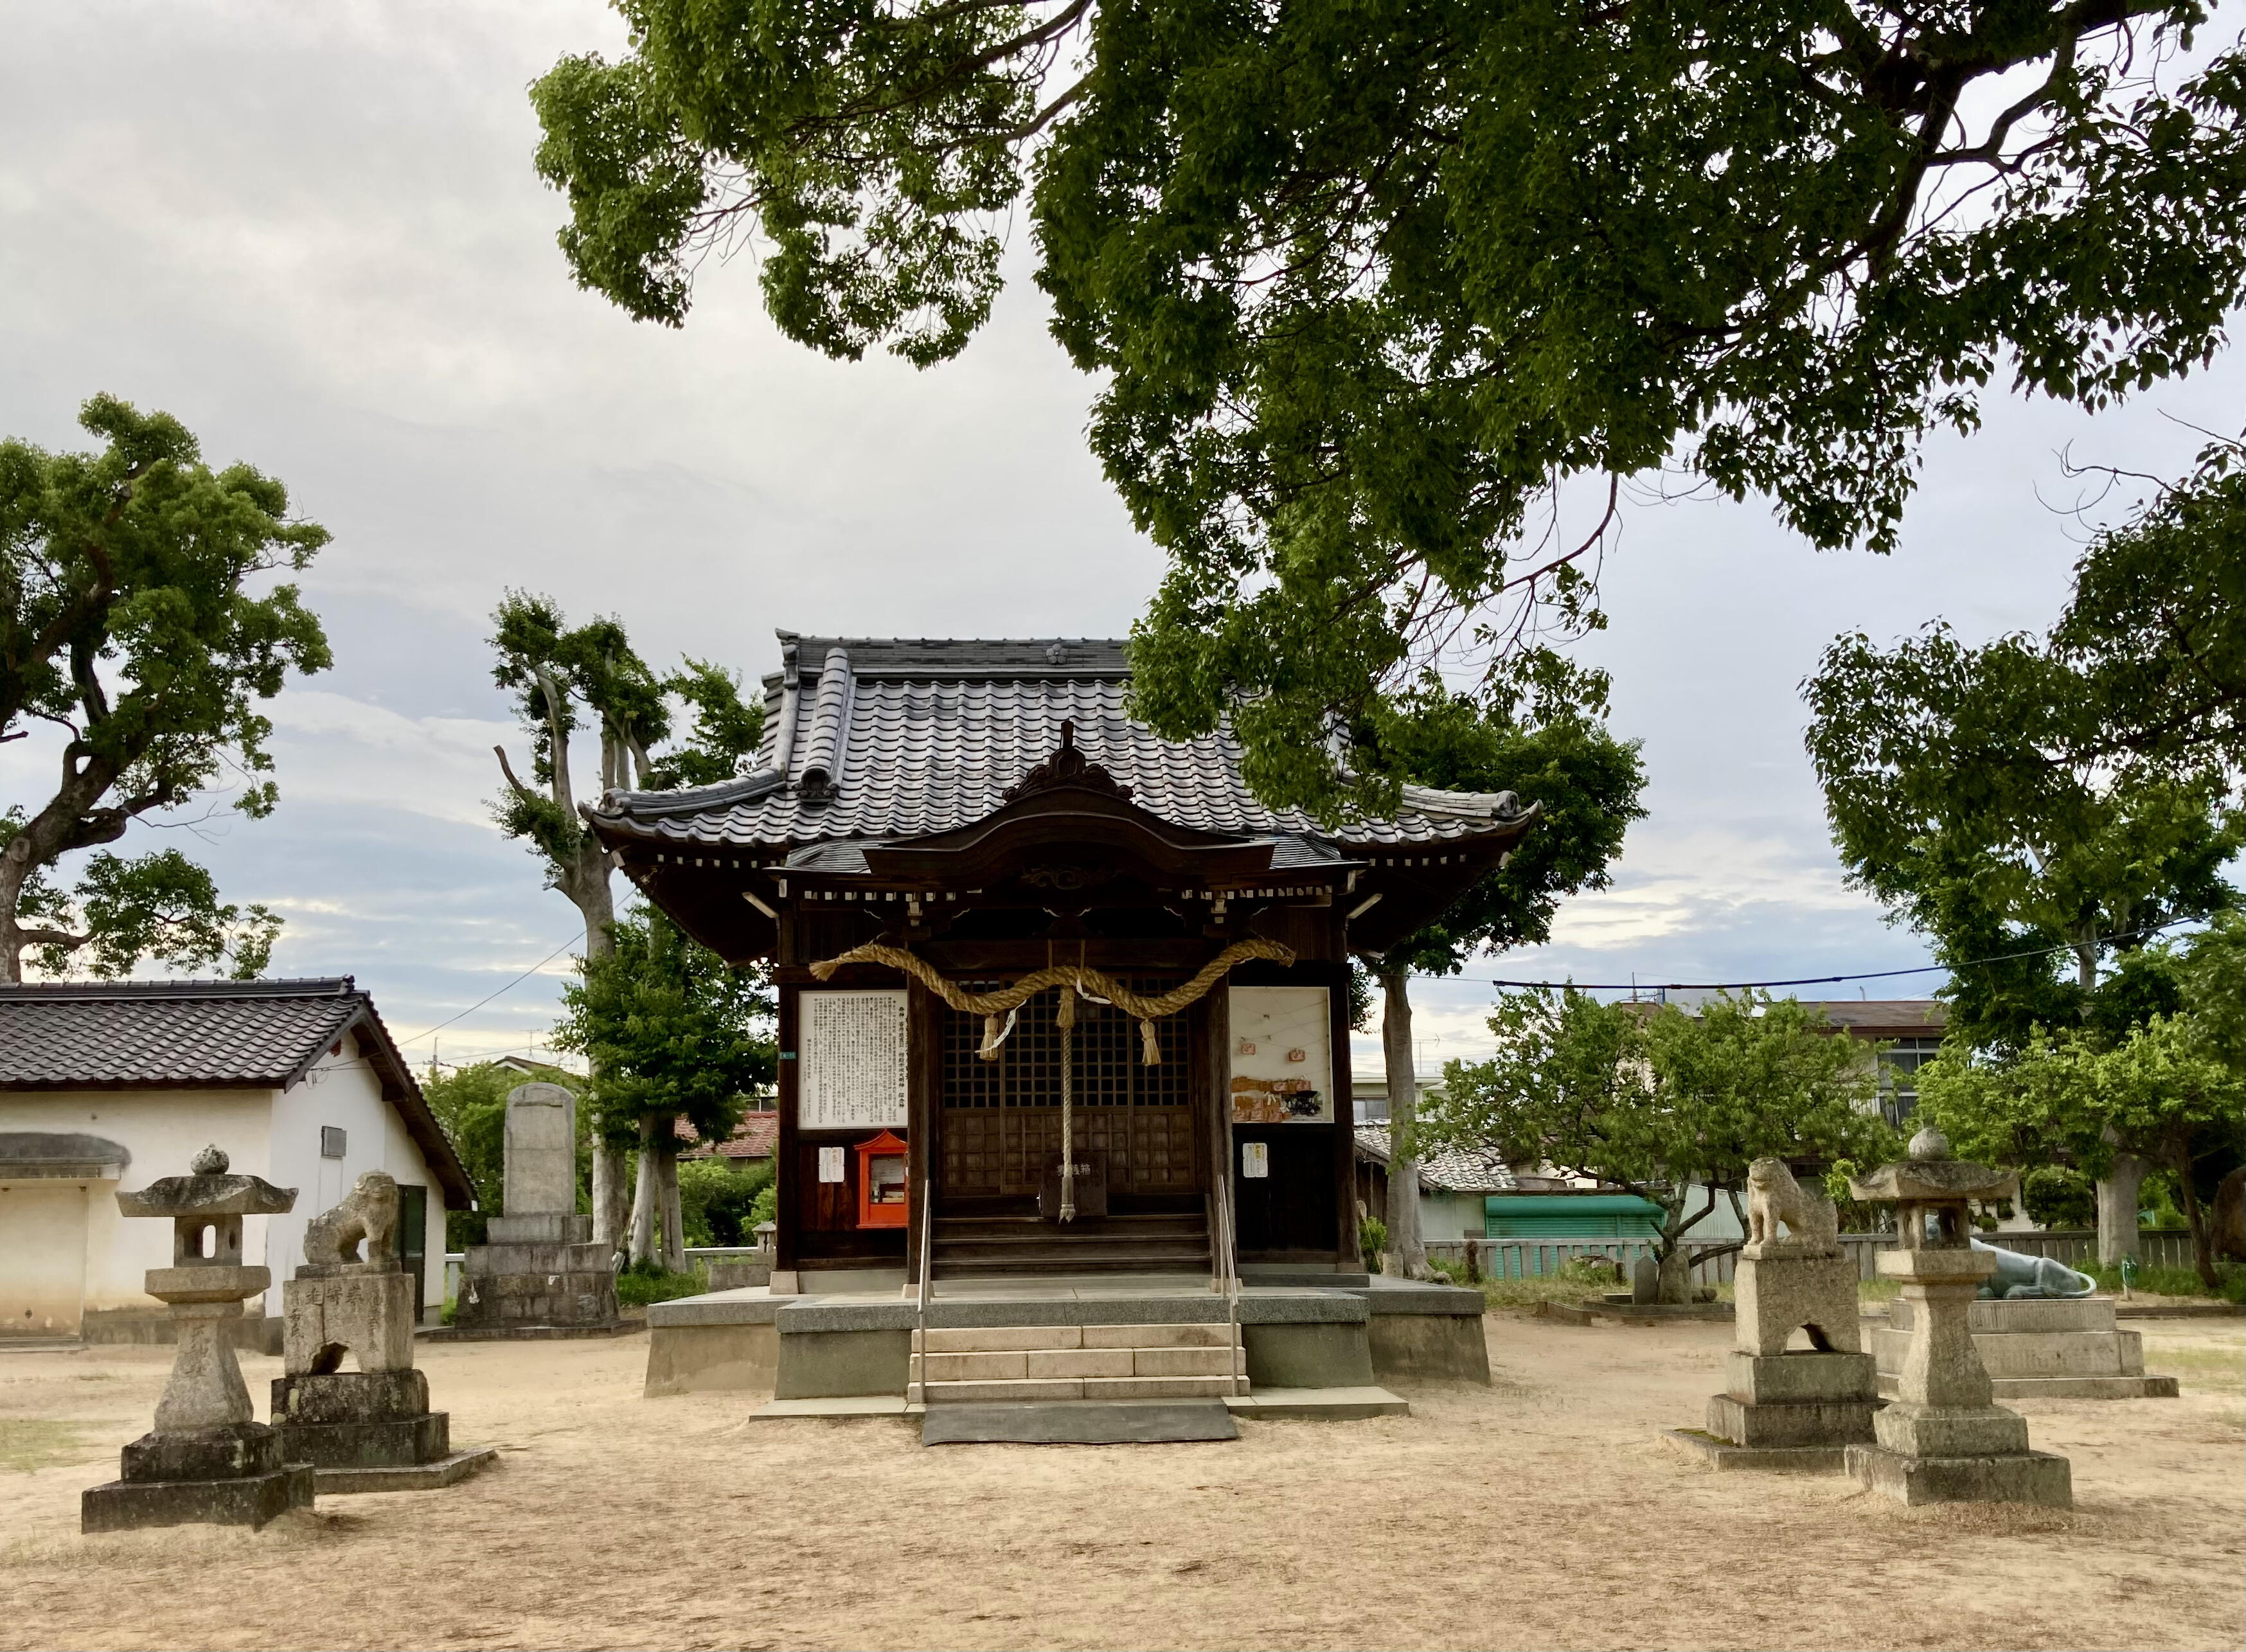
left=267, top=1045, right=447, bottom=1317
left=3, top=1054, right=448, bottom=1329
left=1417, top=1191, right=1488, bottom=1243
left=0, top=1088, right=276, bottom=1316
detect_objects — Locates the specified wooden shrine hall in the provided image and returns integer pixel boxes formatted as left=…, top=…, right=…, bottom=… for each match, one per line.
left=591, top=634, right=1538, bottom=1298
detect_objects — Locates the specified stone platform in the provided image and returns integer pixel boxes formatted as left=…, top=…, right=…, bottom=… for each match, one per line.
left=81, top=1422, right=314, bottom=1533
left=645, top=1274, right=1481, bottom=1407
left=449, top=1212, right=621, bottom=1338
left=1873, top=1296, right=2178, bottom=1400
left=314, top=1446, right=499, bottom=1495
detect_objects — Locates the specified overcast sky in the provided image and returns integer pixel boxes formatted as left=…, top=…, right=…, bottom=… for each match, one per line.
left=3, top=1, right=2238, bottom=1078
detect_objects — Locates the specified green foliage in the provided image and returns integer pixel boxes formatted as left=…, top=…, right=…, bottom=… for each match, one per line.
left=489, top=591, right=762, bottom=879
left=676, top=1156, right=774, bottom=1247
left=1806, top=446, right=2244, bottom=1053
left=0, top=394, right=330, bottom=978
left=1430, top=990, right=1893, bottom=1261
left=531, top=3, right=2245, bottom=815
left=614, top=1257, right=712, bottom=1306
left=553, top=905, right=776, bottom=1148
left=1916, top=918, right=2245, bottom=1284
left=7, top=833, right=281, bottom=981
left=1359, top=1215, right=1388, bottom=1274
left=1375, top=705, right=1646, bottom=972
left=2021, top=1165, right=2098, bottom=1230
left=746, top=1177, right=777, bottom=1239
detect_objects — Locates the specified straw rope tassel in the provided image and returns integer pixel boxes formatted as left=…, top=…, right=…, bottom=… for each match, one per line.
left=1056, top=983, right=1078, bottom=1222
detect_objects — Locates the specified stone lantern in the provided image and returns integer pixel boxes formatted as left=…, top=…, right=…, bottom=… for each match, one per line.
left=81, top=1146, right=315, bottom=1532
left=1843, top=1127, right=2072, bottom=1507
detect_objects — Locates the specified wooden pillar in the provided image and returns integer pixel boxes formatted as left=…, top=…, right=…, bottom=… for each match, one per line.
left=1326, top=953, right=1359, bottom=1272
left=1204, top=985, right=1233, bottom=1261
left=774, top=980, right=799, bottom=1274
left=905, top=975, right=937, bottom=1284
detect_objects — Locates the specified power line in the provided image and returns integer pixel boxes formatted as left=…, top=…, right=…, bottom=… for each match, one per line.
left=395, top=933, right=583, bottom=1047
left=1487, top=917, right=2207, bottom=993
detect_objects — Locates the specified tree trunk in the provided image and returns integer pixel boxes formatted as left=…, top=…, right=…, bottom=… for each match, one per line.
left=2171, top=1142, right=2218, bottom=1291
left=2096, top=1150, right=2149, bottom=1265
left=657, top=1142, right=686, bottom=1274
left=591, top=1141, right=628, bottom=1257
left=1378, top=966, right=1431, bottom=1281
left=628, top=1124, right=660, bottom=1266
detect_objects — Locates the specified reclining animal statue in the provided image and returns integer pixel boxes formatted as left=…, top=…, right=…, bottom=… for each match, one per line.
left=1972, top=1236, right=2096, bottom=1299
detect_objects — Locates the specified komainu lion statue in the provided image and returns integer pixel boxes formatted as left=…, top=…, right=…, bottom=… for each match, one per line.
left=1745, top=1157, right=1839, bottom=1253
left=303, top=1169, right=400, bottom=1269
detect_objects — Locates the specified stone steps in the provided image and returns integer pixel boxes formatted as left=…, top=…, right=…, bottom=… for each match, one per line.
left=909, top=1321, right=1245, bottom=1404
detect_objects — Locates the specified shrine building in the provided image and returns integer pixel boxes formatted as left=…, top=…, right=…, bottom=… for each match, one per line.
left=591, top=635, right=1538, bottom=1416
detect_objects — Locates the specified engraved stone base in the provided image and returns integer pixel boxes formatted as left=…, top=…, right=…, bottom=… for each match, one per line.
left=273, top=1369, right=449, bottom=1470
left=1735, top=1251, right=1860, bottom=1356
left=1845, top=1443, right=2073, bottom=1507
left=454, top=1236, right=619, bottom=1332
left=1697, top=1350, right=1878, bottom=1462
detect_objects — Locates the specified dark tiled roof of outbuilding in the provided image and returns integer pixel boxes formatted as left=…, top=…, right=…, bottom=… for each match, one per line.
left=591, top=634, right=1532, bottom=853
left=1807, top=1000, right=1948, bottom=1036
left=0, top=977, right=474, bottom=1205
left=1353, top=1123, right=1519, bottom=1195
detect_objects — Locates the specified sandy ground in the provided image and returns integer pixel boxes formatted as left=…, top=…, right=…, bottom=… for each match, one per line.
left=1, top=1315, right=2240, bottom=1652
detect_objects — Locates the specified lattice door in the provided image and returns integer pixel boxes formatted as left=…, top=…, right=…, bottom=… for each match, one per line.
left=938, top=986, right=1197, bottom=1198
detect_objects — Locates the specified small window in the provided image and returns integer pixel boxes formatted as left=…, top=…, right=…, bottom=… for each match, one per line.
left=320, top=1126, right=347, bottom=1159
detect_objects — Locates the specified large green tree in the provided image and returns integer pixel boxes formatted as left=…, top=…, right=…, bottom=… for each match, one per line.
left=489, top=591, right=760, bottom=1246
left=530, top=0, right=2245, bottom=815
left=1805, top=449, right=2243, bottom=1257
left=1359, top=699, right=1646, bottom=1277
left=553, top=905, right=777, bottom=1269
left=1916, top=914, right=2245, bottom=1287
left=1428, top=990, right=1891, bottom=1301
left=0, top=395, right=329, bottom=982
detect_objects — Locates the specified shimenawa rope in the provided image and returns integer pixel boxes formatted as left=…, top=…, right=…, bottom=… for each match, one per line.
left=806, top=937, right=1296, bottom=1221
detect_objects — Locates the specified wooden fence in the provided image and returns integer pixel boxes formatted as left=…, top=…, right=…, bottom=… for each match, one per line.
left=1420, top=1229, right=2197, bottom=1284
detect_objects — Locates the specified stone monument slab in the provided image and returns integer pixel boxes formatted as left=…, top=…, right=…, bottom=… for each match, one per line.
left=503, top=1081, right=577, bottom=1216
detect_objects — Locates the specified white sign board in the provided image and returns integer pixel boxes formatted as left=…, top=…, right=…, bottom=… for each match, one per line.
left=1228, top=986, right=1333, bottom=1124
left=1240, top=1141, right=1270, bottom=1179
left=799, top=989, right=909, bottom=1131
left=817, top=1145, right=846, bottom=1184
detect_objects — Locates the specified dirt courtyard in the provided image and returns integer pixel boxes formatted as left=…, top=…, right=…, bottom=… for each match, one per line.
left=1, top=1314, right=2240, bottom=1652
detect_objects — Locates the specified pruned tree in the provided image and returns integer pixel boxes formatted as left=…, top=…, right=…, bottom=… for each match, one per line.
left=1356, top=697, right=1646, bottom=1278
left=1427, top=990, right=1891, bottom=1302
left=530, top=0, right=2245, bottom=816
left=553, top=905, right=776, bottom=1270
left=488, top=591, right=760, bottom=1247
left=1805, top=445, right=2244, bottom=1258
left=0, top=395, right=329, bottom=983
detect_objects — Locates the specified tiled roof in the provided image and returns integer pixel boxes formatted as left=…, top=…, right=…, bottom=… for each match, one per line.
left=681, top=1112, right=779, bottom=1160
left=591, top=633, right=1531, bottom=853
left=0, top=977, right=371, bottom=1089
left=1806, top=1000, right=1948, bottom=1036
left=0, top=977, right=474, bottom=1205
left=1353, top=1123, right=1519, bottom=1195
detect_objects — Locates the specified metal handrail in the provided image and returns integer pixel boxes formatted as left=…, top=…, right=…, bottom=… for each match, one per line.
left=1213, top=1175, right=1243, bottom=1394
left=912, top=1173, right=934, bottom=1400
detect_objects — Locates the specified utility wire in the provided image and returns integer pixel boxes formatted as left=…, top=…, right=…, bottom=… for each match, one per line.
left=1488, top=916, right=2207, bottom=993
left=396, top=932, right=583, bottom=1047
